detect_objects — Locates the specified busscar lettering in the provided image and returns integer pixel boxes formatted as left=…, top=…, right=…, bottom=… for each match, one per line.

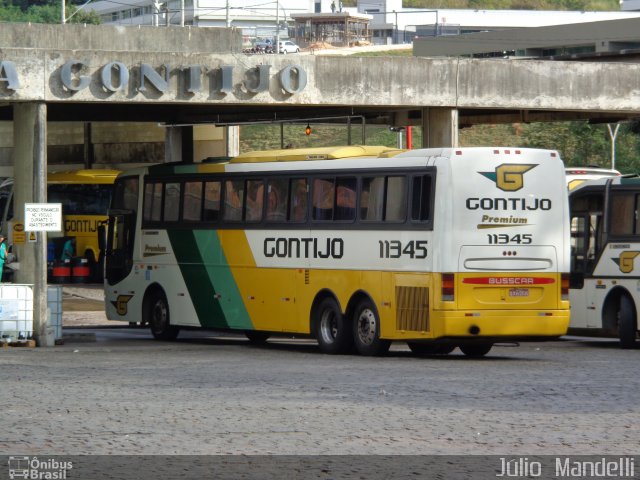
left=264, top=237, right=344, bottom=259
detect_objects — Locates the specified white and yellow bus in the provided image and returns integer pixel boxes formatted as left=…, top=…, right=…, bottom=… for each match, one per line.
left=0, top=169, right=120, bottom=278
left=104, top=146, right=571, bottom=356
left=569, top=175, right=640, bottom=348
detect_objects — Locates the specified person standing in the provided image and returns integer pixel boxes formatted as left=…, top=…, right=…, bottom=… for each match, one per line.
left=0, top=234, right=6, bottom=282
left=61, top=237, right=76, bottom=262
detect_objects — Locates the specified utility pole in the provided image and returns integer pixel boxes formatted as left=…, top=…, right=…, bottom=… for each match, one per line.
left=275, top=1, right=280, bottom=54
left=226, top=0, right=230, bottom=27
left=180, top=0, right=185, bottom=26
left=61, top=0, right=65, bottom=24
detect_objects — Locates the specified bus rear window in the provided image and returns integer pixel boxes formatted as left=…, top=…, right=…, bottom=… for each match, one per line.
left=49, top=184, right=113, bottom=215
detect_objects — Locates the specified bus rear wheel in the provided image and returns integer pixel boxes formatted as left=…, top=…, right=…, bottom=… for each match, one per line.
left=145, top=289, right=179, bottom=341
left=618, top=295, right=638, bottom=349
left=459, top=342, right=492, bottom=358
left=353, top=299, right=390, bottom=356
left=315, top=297, right=353, bottom=354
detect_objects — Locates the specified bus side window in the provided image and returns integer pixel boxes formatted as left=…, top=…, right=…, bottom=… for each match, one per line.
left=245, top=180, right=264, bottom=222
left=183, top=181, right=203, bottom=222
left=143, top=182, right=163, bottom=222
left=290, top=178, right=308, bottom=222
left=266, top=179, right=288, bottom=222
left=224, top=180, right=244, bottom=221
left=386, top=176, right=407, bottom=222
left=203, top=181, right=221, bottom=221
left=610, top=193, right=635, bottom=235
left=335, top=177, right=356, bottom=221
left=361, top=176, right=384, bottom=221
left=163, top=182, right=181, bottom=222
left=411, top=175, right=432, bottom=222
left=312, top=178, right=334, bottom=221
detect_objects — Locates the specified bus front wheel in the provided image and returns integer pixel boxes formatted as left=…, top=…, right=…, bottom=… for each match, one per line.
left=459, top=342, right=492, bottom=358
left=315, top=297, right=353, bottom=354
left=618, top=295, right=638, bottom=349
left=353, top=299, right=390, bottom=356
left=145, top=289, right=179, bottom=341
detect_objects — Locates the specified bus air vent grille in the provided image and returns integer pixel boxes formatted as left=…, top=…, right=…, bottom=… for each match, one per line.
left=395, top=286, right=429, bottom=332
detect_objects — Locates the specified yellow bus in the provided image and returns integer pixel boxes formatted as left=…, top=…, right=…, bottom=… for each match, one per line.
left=104, top=146, right=570, bottom=356
left=0, top=169, right=120, bottom=279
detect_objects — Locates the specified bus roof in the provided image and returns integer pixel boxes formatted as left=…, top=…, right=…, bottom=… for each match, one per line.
left=47, top=169, right=121, bottom=184
left=231, top=145, right=401, bottom=163
left=569, top=174, right=640, bottom=193
left=566, top=166, right=620, bottom=190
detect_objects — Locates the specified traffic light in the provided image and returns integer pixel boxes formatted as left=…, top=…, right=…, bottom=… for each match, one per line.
left=305, top=124, right=311, bottom=136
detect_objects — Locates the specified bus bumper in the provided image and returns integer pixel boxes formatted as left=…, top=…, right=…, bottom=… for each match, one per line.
left=434, top=309, right=570, bottom=339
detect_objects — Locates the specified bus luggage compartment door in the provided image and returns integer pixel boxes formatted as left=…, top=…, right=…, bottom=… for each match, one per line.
left=456, top=245, right=560, bottom=310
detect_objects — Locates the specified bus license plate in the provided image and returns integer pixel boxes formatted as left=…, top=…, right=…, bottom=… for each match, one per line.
left=509, top=288, right=529, bottom=297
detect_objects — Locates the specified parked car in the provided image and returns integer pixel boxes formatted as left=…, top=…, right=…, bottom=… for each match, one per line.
left=278, top=41, right=300, bottom=54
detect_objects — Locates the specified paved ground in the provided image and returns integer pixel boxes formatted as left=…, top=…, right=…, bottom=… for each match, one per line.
left=1, top=323, right=638, bottom=457
left=0, top=285, right=636, bottom=479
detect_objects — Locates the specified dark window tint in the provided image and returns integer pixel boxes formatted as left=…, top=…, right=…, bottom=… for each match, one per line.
left=411, top=175, right=432, bottom=222
left=163, top=182, right=181, bottom=222
left=183, top=181, right=203, bottom=221
left=203, top=181, right=221, bottom=221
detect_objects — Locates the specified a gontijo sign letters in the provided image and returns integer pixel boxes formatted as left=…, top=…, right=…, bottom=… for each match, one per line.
left=24, top=203, right=63, bottom=232
left=0, top=59, right=307, bottom=97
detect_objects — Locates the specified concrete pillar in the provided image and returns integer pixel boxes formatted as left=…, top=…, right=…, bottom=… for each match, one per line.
left=165, top=126, right=182, bottom=163
left=226, top=125, right=239, bottom=157
left=13, top=102, right=52, bottom=346
left=421, top=107, right=459, bottom=148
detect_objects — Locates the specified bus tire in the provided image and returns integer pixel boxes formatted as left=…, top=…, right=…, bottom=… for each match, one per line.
left=459, top=342, right=492, bottom=358
left=618, top=294, right=637, bottom=349
left=314, top=297, right=353, bottom=354
left=245, top=330, right=270, bottom=344
left=145, top=289, right=179, bottom=341
left=407, top=342, right=455, bottom=356
left=353, top=299, right=390, bottom=356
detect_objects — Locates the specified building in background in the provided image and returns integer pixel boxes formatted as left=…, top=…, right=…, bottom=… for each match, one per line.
left=352, top=0, right=640, bottom=45
left=87, top=0, right=337, bottom=45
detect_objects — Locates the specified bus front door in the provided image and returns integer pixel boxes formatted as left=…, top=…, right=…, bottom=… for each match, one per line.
left=105, top=210, right=135, bottom=285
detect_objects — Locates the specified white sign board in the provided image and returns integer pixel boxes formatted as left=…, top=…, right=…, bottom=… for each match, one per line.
left=24, top=203, right=62, bottom=232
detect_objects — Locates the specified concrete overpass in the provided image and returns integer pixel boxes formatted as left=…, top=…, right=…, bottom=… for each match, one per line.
left=2, top=22, right=640, bottom=344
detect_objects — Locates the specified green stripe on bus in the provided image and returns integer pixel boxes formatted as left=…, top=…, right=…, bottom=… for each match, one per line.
left=168, top=229, right=253, bottom=330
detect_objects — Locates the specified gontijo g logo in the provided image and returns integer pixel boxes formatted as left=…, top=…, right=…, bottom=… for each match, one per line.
left=480, top=164, right=537, bottom=192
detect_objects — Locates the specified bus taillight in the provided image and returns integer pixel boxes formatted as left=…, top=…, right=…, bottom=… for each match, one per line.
left=442, top=273, right=455, bottom=301
left=561, top=273, right=569, bottom=301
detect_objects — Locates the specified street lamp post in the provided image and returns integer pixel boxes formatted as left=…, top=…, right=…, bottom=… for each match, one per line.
left=607, top=123, right=620, bottom=170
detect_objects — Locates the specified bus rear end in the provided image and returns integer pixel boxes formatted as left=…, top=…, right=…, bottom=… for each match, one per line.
left=434, top=148, right=570, bottom=343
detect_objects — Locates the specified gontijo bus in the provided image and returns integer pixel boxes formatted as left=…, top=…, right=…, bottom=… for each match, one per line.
left=0, top=169, right=120, bottom=276
left=569, top=175, right=640, bottom=348
left=104, top=146, right=571, bottom=356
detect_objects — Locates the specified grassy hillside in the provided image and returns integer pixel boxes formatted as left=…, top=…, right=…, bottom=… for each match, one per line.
left=240, top=122, right=640, bottom=174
